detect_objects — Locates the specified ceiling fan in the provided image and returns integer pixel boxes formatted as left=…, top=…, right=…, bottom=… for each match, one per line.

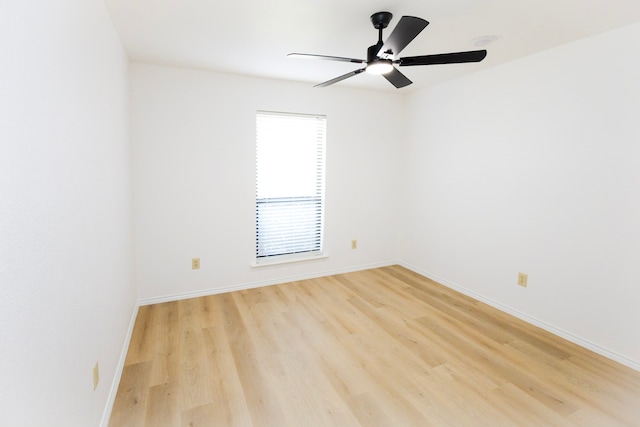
left=289, top=11, right=488, bottom=89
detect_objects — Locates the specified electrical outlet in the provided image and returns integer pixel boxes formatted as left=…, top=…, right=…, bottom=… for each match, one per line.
left=192, top=258, right=200, bottom=269
left=518, top=272, right=528, bottom=288
left=351, top=240, right=357, bottom=249
left=93, top=362, right=99, bottom=390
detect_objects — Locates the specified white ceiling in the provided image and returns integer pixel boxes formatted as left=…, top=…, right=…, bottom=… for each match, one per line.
left=104, top=0, right=640, bottom=92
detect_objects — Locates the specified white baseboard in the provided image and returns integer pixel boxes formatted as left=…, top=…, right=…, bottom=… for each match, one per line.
left=399, top=262, right=640, bottom=372
left=100, top=303, right=140, bottom=427
left=137, top=260, right=399, bottom=306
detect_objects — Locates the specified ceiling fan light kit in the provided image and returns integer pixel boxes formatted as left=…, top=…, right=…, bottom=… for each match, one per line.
left=366, top=59, right=393, bottom=75
left=288, top=11, right=488, bottom=89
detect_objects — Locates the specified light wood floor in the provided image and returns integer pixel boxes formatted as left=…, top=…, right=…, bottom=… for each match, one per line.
left=109, top=266, right=640, bottom=426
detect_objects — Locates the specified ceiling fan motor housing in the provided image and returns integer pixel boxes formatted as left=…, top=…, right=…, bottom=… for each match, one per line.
left=367, top=43, right=384, bottom=62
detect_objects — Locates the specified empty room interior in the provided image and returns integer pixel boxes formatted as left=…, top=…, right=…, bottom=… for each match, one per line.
left=2, top=0, right=640, bottom=426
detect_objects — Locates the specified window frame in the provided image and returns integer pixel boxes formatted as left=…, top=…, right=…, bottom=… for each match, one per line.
left=254, top=110, right=327, bottom=266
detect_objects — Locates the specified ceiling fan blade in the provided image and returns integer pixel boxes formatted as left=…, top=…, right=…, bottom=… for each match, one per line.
left=399, top=50, right=487, bottom=66
left=383, top=67, right=412, bottom=88
left=288, top=53, right=365, bottom=64
left=378, top=16, right=429, bottom=58
left=315, top=68, right=366, bottom=88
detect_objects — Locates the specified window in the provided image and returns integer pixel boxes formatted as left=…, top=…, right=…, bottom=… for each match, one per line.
left=255, top=111, right=326, bottom=263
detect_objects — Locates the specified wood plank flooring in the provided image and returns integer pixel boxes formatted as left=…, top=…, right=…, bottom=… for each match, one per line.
left=109, top=266, right=640, bottom=426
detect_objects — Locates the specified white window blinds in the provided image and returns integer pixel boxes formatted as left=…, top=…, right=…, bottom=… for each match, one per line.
left=256, top=111, right=326, bottom=261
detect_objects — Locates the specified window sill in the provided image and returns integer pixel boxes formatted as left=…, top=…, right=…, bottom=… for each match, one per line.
left=251, top=253, right=329, bottom=268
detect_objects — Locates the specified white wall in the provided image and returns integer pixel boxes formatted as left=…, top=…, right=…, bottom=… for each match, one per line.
left=131, top=64, right=404, bottom=302
left=400, top=23, right=640, bottom=368
left=0, top=1, right=135, bottom=425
